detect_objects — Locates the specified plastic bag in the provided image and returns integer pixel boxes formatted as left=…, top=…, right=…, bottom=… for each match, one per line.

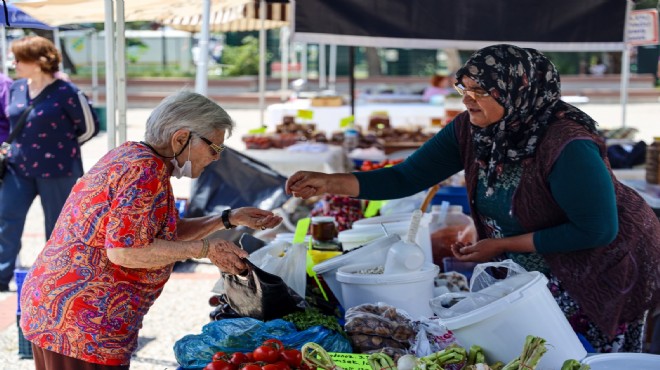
left=174, top=318, right=352, bottom=369
left=344, top=303, right=415, bottom=353
left=430, top=260, right=529, bottom=319
left=409, top=317, right=459, bottom=357
left=248, top=241, right=308, bottom=298
left=222, top=259, right=306, bottom=321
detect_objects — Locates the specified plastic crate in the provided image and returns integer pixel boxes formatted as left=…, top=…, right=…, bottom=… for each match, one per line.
left=17, top=315, right=33, bottom=359
left=14, top=269, right=28, bottom=315
left=431, top=186, right=470, bottom=215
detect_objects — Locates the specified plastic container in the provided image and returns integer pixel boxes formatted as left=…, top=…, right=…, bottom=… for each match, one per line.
left=430, top=205, right=476, bottom=267
left=581, top=353, right=660, bottom=369
left=312, top=235, right=400, bottom=307
left=352, top=212, right=433, bottom=264
left=431, top=186, right=470, bottom=215
left=442, top=257, right=478, bottom=280
left=336, top=262, right=439, bottom=318
left=438, top=272, right=586, bottom=369
left=337, top=227, right=388, bottom=252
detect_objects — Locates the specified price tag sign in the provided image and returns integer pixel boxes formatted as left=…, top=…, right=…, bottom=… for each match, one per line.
left=248, top=126, right=267, bottom=134
left=328, top=352, right=372, bottom=370
left=340, top=115, right=355, bottom=128
left=297, top=109, right=314, bottom=120
left=364, top=200, right=384, bottom=218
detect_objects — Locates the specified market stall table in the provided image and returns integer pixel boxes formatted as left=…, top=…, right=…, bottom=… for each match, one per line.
left=266, top=100, right=445, bottom=134
left=242, top=144, right=349, bottom=177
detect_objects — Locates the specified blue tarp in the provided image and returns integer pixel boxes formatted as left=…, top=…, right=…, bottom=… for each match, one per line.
left=1, top=4, right=53, bottom=30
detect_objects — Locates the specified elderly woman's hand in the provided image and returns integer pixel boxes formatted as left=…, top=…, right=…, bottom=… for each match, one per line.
left=231, top=207, right=282, bottom=230
left=207, top=239, right=250, bottom=274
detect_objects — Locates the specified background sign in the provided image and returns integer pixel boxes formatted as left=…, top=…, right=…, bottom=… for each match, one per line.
left=628, top=9, right=659, bottom=46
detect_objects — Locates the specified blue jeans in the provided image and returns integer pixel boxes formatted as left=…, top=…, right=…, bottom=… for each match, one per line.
left=0, top=162, right=83, bottom=285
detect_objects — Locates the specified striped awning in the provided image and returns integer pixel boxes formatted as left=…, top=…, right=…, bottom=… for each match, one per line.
left=161, top=0, right=290, bottom=32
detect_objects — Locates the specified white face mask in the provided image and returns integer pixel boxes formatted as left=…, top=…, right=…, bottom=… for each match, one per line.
left=170, top=140, right=192, bottom=179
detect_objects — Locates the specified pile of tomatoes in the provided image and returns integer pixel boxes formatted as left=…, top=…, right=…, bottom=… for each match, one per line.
left=204, top=339, right=307, bottom=370
left=359, top=159, right=403, bottom=171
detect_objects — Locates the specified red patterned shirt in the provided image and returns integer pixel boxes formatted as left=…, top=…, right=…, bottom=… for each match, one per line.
left=20, top=141, right=178, bottom=366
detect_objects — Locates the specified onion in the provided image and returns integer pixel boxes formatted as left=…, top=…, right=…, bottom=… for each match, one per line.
left=396, top=354, right=421, bottom=370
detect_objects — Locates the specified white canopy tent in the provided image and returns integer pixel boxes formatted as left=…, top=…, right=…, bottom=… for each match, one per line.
left=16, top=0, right=290, bottom=149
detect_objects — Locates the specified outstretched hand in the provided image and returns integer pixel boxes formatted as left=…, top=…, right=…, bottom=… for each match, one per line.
left=285, top=171, right=329, bottom=199
left=231, top=207, right=282, bottom=230
left=450, top=239, right=504, bottom=263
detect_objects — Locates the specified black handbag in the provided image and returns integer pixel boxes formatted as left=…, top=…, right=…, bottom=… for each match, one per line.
left=222, top=258, right=305, bottom=321
left=0, top=84, right=56, bottom=184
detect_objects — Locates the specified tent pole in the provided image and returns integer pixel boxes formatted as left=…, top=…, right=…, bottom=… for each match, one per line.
left=349, top=46, right=355, bottom=117
left=258, top=0, right=266, bottom=127
left=91, top=30, right=99, bottom=105
left=104, top=0, right=116, bottom=150
left=319, top=43, right=326, bottom=89
left=54, top=28, right=63, bottom=72
left=329, top=44, right=336, bottom=91
left=620, top=0, right=634, bottom=128
left=116, top=0, right=127, bottom=144
left=195, top=0, right=211, bottom=96
left=280, top=26, right=289, bottom=102
left=301, top=42, right=307, bottom=85
left=1, top=26, right=7, bottom=76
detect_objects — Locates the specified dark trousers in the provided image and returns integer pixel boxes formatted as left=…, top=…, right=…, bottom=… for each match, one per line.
left=32, top=344, right=130, bottom=370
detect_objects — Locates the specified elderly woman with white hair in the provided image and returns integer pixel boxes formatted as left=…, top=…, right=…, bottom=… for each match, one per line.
left=19, top=91, right=282, bottom=370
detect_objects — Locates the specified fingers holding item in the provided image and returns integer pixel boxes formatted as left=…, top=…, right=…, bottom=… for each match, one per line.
left=207, top=239, right=249, bottom=274
left=286, top=171, right=324, bottom=199
left=234, top=207, right=283, bottom=230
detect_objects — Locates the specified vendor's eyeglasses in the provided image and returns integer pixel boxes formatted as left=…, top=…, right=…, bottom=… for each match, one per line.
left=194, top=132, right=226, bottom=156
left=454, top=83, right=490, bottom=100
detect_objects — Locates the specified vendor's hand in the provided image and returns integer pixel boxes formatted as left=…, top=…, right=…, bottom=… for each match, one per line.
left=207, top=239, right=249, bottom=274
left=285, top=171, right=330, bottom=199
left=450, top=239, right=504, bottom=263
left=230, top=207, right=282, bottom=230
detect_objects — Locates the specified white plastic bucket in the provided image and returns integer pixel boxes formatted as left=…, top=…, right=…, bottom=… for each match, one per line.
left=351, top=213, right=433, bottom=264
left=438, top=272, right=586, bottom=370
left=336, top=262, right=439, bottom=318
left=312, top=235, right=399, bottom=307
left=581, top=353, right=660, bottom=370
left=337, top=227, right=387, bottom=252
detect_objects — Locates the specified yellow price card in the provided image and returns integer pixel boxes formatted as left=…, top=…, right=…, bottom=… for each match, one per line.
left=339, top=115, right=355, bottom=128
left=248, top=126, right=267, bottom=134
left=297, top=109, right=314, bottom=120
left=328, top=353, right=371, bottom=370
left=364, top=200, right=384, bottom=218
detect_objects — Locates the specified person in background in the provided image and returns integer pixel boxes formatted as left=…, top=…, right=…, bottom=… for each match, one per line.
left=0, top=36, right=99, bottom=292
left=0, top=72, right=13, bottom=143
left=422, top=74, right=452, bottom=102
left=286, top=44, right=660, bottom=353
left=20, top=91, right=283, bottom=369
left=589, top=57, right=607, bottom=76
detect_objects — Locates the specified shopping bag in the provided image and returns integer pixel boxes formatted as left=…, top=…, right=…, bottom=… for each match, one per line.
left=222, top=258, right=305, bottom=321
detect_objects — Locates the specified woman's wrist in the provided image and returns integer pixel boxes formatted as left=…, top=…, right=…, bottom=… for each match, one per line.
left=221, top=209, right=236, bottom=229
left=196, top=238, right=210, bottom=259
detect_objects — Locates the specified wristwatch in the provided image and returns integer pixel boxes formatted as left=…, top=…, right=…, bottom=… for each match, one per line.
left=221, top=209, right=236, bottom=229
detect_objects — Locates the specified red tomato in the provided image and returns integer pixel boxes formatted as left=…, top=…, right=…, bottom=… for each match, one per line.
left=274, top=360, right=291, bottom=370
left=262, top=364, right=283, bottom=370
left=213, top=352, right=228, bottom=362
left=262, top=339, right=285, bottom=352
left=206, top=360, right=237, bottom=370
left=253, top=345, right=280, bottom=363
left=245, top=353, right=255, bottom=362
left=279, top=349, right=302, bottom=368
left=241, top=363, right=262, bottom=370
left=229, top=352, right=249, bottom=366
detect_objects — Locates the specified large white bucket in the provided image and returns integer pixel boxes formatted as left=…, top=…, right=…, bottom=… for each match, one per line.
left=312, top=235, right=399, bottom=307
left=438, top=272, right=586, bottom=370
left=336, top=262, right=439, bottom=318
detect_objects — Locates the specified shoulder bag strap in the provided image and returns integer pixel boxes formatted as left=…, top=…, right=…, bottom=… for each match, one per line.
left=3, top=81, right=59, bottom=145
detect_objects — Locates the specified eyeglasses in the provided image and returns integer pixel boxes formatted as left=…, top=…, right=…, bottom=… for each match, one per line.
left=454, top=83, right=490, bottom=100
left=193, top=132, right=225, bottom=156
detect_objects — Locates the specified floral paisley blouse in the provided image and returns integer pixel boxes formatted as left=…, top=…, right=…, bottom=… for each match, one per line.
left=19, top=141, right=178, bottom=366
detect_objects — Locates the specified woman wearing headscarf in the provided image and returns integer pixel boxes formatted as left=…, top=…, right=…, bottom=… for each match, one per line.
left=285, top=44, right=660, bottom=353
left=20, top=91, right=282, bottom=369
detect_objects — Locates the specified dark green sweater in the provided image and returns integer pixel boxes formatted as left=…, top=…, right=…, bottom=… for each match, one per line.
left=354, top=121, right=618, bottom=253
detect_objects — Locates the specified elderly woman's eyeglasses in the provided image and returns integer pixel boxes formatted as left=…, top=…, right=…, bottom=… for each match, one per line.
left=193, top=133, right=225, bottom=155
left=454, top=83, right=490, bottom=100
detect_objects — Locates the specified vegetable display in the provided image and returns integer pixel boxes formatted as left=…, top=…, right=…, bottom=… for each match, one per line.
left=203, top=339, right=307, bottom=370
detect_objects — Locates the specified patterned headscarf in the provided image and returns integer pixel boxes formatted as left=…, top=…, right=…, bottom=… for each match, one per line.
left=455, top=44, right=598, bottom=195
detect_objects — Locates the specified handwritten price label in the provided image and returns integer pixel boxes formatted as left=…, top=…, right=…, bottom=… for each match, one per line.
left=328, top=352, right=371, bottom=370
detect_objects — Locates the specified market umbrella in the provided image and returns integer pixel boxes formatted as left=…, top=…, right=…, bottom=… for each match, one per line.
left=0, top=3, right=55, bottom=75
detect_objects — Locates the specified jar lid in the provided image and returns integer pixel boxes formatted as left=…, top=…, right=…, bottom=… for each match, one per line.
left=311, top=216, right=335, bottom=223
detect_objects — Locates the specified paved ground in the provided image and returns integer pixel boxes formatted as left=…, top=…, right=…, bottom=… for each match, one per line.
left=0, top=102, right=657, bottom=369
